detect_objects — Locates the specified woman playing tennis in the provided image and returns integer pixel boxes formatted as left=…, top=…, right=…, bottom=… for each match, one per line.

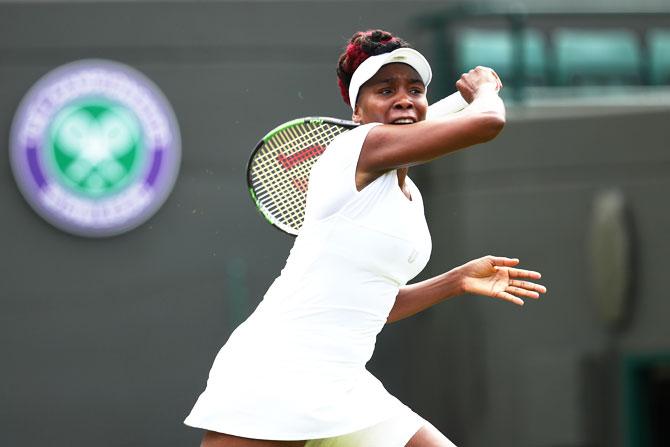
left=185, top=29, right=546, bottom=447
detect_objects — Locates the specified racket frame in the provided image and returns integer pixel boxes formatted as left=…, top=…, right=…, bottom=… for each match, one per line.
left=246, top=117, right=358, bottom=236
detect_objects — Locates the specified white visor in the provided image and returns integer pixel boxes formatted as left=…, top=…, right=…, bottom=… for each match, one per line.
left=348, top=47, right=432, bottom=110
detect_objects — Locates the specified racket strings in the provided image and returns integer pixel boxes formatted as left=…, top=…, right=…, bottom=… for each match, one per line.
left=255, top=124, right=330, bottom=225
left=260, top=125, right=312, bottom=226
left=249, top=121, right=348, bottom=233
left=252, top=124, right=322, bottom=217
left=254, top=124, right=319, bottom=198
left=262, top=122, right=337, bottom=156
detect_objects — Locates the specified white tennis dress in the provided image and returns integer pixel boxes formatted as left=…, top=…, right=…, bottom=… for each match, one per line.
left=184, top=123, right=433, bottom=441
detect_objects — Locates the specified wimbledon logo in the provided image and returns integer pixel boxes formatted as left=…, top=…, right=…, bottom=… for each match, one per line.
left=10, top=59, right=181, bottom=237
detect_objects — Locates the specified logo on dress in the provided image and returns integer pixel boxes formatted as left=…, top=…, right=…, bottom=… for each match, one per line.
left=10, top=59, right=181, bottom=237
left=408, top=249, right=419, bottom=263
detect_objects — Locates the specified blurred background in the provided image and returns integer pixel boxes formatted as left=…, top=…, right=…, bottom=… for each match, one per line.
left=1, top=0, right=669, bottom=446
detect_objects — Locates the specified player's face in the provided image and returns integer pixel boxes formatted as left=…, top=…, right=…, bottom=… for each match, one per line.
left=353, top=63, right=428, bottom=125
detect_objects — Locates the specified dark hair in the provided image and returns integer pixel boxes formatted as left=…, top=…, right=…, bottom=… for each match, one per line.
left=336, top=29, right=410, bottom=105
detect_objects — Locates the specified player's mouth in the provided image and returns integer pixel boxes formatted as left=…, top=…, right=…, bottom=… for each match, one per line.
left=391, top=117, right=416, bottom=124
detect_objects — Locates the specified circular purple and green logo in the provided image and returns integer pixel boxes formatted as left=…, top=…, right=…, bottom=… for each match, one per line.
left=10, top=59, right=181, bottom=237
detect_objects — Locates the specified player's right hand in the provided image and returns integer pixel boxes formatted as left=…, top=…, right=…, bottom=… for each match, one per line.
left=455, top=66, right=503, bottom=103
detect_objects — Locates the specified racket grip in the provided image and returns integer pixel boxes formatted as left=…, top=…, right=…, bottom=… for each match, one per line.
left=426, top=92, right=469, bottom=119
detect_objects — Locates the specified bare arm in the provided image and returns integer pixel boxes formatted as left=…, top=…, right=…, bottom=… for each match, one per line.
left=386, top=267, right=465, bottom=324
left=386, top=256, right=546, bottom=324
left=357, top=68, right=505, bottom=184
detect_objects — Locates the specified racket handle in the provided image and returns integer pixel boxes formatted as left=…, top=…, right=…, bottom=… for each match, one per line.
left=426, top=92, right=469, bottom=119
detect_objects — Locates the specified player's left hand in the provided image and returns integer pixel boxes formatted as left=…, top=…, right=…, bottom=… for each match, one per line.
left=458, top=256, right=546, bottom=306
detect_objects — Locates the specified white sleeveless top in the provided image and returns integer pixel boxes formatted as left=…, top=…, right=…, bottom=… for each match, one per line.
left=184, top=123, right=433, bottom=440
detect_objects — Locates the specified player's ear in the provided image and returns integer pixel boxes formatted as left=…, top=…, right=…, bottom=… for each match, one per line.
left=352, top=104, right=363, bottom=124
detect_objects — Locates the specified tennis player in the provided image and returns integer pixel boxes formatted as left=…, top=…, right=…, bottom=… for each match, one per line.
left=185, top=29, right=546, bottom=447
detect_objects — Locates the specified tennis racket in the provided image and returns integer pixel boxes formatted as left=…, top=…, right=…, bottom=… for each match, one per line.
left=246, top=92, right=469, bottom=236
